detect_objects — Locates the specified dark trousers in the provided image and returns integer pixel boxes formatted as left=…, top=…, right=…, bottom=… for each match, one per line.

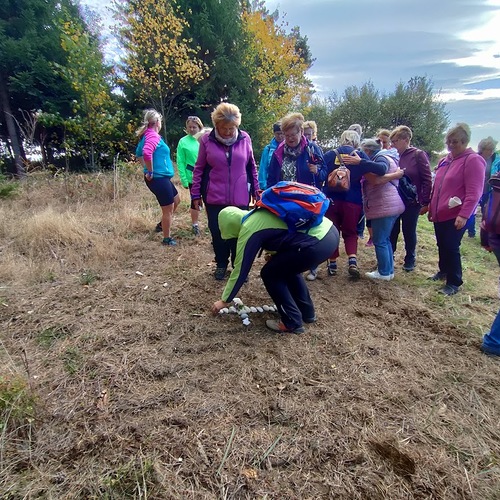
left=390, top=204, right=421, bottom=266
left=260, top=226, right=339, bottom=330
left=433, top=219, right=467, bottom=287
left=206, top=204, right=247, bottom=268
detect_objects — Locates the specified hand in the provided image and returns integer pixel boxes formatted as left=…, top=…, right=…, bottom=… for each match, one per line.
left=212, top=300, right=230, bottom=315
left=308, top=163, right=318, bottom=175
left=193, top=199, right=203, bottom=211
left=394, top=168, right=404, bottom=179
left=145, top=171, right=153, bottom=181
left=342, top=152, right=361, bottom=165
left=455, top=215, right=467, bottom=230
left=419, top=205, right=429, bottom=216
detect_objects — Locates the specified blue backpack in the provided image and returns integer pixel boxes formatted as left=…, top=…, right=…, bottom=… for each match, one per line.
left=244, top=181, right=330, bottom=232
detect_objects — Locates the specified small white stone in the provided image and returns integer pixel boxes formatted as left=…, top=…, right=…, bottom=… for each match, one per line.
left=228, top=306, right=237, bottom=314
left=263, top=305, right=271, bottom=311
left=240, top=313, right=248, bottom=320
left=233, top=297, right=243, bottom=306
left=163, top=282, right=168, bottom=287
left=135, top=271, right=144, bottom=276
left=143, top=285, right=148, bottom=290
left=243, top=306, right=251, bottom=313
left=242, top=318, right=251, bottom=326
left=250, top=306, right=257, bottom=313
left=256, top=306, right=264, bottom=313
left=221, top=307, right=229, bottom=314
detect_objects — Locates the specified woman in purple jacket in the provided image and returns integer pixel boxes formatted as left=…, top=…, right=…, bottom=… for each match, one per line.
left=389, top=126, right=433, bottom=272
left=428, top=123, right=486, bottom=296
left=191, top=103, right=259, bottom=280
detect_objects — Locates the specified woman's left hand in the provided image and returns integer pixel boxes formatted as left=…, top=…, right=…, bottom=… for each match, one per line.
left=212, top=300, right=230, bottom=315
left=455, top=215, right=467, bottom=230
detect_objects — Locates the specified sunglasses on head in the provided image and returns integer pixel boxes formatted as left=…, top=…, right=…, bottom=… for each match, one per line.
left=188, top=116, right=199, bottom=121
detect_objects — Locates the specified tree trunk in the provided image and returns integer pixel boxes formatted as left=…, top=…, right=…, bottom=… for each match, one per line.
left=0, top=73, right=26, bottom=178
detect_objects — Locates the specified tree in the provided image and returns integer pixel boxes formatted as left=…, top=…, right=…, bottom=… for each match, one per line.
left=0, top=0, right=81, bottom=176
left=115, top=0, right=208, bottom=139
left=56, top=9, right=124, bottom=168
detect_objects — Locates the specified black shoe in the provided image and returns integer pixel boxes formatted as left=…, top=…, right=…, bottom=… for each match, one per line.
left=303, top=315, right=317, bottom=324
left=403, top=263, right=415, bottom=272
left=348, top=264, right=360, bottom=278
left=438, top=284, right=459, bottom=296
left=155, top=221, right=162, bottom=233
left=214, top=267, right=227, bottom=280
left=428, top=272, right=446, bottom=281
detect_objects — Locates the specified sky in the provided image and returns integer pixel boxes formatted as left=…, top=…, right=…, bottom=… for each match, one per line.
left=81, top=0, right=500, bottom=150
left=265, top=0, right=500, bottom=150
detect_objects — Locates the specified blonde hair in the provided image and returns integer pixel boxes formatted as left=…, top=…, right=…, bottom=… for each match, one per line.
left=281, top=112, right=305, bottom=133
left=390, top=125, right=412, bottom=142
left=348, top=123, right=362, bottom=137
left=135, top=109, right=162, bottom=137
left=185, top=116, right=204, bottom=131
left=194, top=127, right=212, bottom=142
left=340, top=129, right=361, bottom=148
left=376, top=128, right=391, bottom=140
left=446, top=123, right=471, bottom=145
left=211, top=103, right=241, bottom=128
left=303, top=120, right=318, bottom=139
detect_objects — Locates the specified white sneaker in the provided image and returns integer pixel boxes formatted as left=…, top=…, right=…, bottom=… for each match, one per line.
left=365, top=270, right=394, bottom=281
left=306, top=270, right=317, bottom=281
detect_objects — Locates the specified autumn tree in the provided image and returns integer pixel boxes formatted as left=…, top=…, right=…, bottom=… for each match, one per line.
left=115, top=0, right=208, bottom=139
left=240, top=7, right=313, bottom=150
left=56, top=9, right=124, bottom=168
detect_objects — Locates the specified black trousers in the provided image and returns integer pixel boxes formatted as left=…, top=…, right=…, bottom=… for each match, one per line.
left=260, top=225, right=339, bottom=330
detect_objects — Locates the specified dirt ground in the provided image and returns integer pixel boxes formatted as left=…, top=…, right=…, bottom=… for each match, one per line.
left=1, top=174, right=499, bottom=499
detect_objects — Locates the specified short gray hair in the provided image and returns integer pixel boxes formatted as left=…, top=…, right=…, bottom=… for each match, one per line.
left=361, top=138, right=382, bottom=154
left=446, top=123, right=471, bottom=145
left=340, top=129, right=361, bottom=148
left=478, top=136, right=498, bottom=153
left=348, top=123, right=363, bottom=137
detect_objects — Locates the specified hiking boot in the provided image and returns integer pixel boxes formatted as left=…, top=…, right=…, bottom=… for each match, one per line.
left=327, top=261, right=337, bottom=276
left=348, top=264, right=360, bottom=278
left=438, top=284, right=459, bottom=296
left=192, top=224, right=201, bottom=236
left=306, top=269, right=317, bottom=281
left=214, top=267, right=227, bottom=280
left=265, top=319, right=305, bottom=334
left=402, top=263, right=415, bottom=272
left=428, top=272, right=446, bottom=281
left=155, top=221, right=162, bottom=233
left=162, top=237, right=177, bottom=246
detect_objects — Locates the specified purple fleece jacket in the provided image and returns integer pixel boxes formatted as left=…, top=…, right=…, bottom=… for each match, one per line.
left=191, top=129, right=259, bottom=206
left=399, top=147, right=433, bottom=205
left=429, top=148, right=486, bottom=223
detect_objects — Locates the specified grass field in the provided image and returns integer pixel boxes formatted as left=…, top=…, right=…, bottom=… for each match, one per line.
left=0, top=168, right=499, bottom=499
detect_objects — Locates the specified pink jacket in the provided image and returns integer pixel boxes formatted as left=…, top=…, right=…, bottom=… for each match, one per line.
left=191, top=130, right=259, bottom=206
left=429, top=148, right=485, bottom=223
left=363, top=153, right=405, bottom=220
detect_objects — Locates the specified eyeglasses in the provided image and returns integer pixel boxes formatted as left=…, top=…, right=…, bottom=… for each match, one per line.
left=284, top=131, right=301, bottom=140
left=446, top=139, right=461, bottom=145
left=188, top=116, right=199, bottom=121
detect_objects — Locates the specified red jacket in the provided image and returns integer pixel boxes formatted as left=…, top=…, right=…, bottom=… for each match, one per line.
left=429, top=148, right=485, bottom=223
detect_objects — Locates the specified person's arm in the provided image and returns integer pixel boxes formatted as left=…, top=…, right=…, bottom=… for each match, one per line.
left=191, top=138, right=208, bottom=210
left=456, top=154, right=486, bottom=229
left=309, top=143, right=327, bottom=186
left=176, top=140, right=189, bottom=188
left=258, top=146, right=270, bottom=190
left=343, top=152, right=390, bottom=183
left=266, top=151, right=280, bottom=189
left=417, top=150, right=433, bottom=215
left=365, top=168, right=404, bottom=185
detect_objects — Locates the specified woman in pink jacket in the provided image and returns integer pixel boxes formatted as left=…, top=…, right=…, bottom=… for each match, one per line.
left=191, top=103, right=259, bottom=280
left=428, top=123, right=486, bottom=296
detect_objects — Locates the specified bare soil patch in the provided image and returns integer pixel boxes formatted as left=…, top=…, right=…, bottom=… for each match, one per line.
left=1, top=173, right=499, bottom=499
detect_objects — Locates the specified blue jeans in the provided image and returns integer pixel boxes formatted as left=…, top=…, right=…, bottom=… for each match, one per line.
left=390, top=204, right=421, bottom=267
left=483, top=308, right=500, bottom=355
left=465, top=212, right=476, bottom=236
left=371, top=215, right=398, bottom=276
left=433, top=219, right=467, bottom=287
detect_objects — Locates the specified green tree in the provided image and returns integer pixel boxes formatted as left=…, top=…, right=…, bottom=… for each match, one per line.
left=56, top=9, right=124, bottom=168
left=0, top=0, right=79, bottom=176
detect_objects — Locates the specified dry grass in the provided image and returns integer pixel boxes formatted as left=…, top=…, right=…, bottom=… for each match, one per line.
left=0, top=169, right=499, bottom=499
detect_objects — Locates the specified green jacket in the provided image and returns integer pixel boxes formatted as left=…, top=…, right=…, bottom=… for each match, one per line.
left=176, top=134, right=200, bottom=187
left=219, top=207, right=332, bottom=302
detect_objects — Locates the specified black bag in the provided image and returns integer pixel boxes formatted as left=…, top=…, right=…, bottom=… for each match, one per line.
left=397, top=174, right=419, bottom=207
